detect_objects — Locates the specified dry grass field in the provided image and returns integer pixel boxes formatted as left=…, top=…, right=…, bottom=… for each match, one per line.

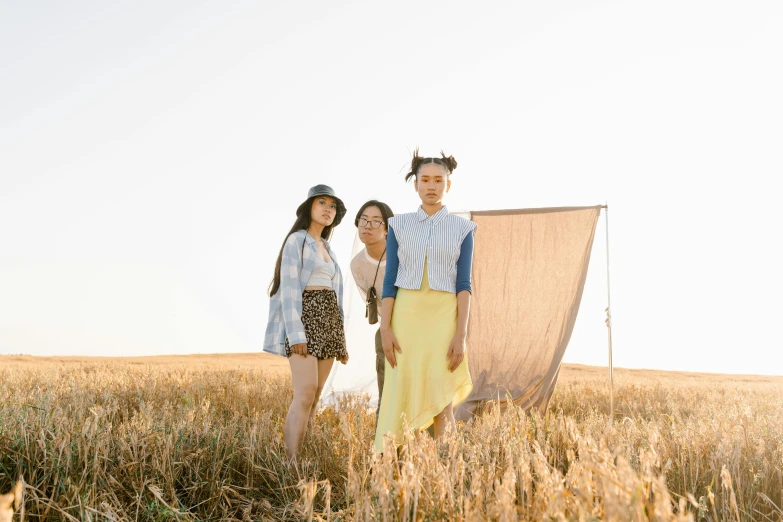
left=1, top=353, right=781, bottom=521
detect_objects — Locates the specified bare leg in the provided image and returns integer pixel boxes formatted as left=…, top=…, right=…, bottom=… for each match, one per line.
left=284, top=354, right=319, bottom=461
left=433, top=402, right=455, bottom=439
left=308, top=358, right=335, bottom=425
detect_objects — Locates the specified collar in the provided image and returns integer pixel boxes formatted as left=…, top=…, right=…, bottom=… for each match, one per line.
left=364, top=248, right=386, bottom=265
left=416, top=205, right=449, bottom=226
left=304, top=231, right=319, bottom=245
left=304, top=231, right=330, bottom=252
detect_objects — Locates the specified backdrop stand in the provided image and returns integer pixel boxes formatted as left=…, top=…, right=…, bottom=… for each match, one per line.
left=602, top=203, right=614, bottom=418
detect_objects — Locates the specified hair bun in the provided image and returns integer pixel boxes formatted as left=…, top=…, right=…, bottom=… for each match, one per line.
left=440, top=151, right=457, bottom=172
left=405, top=147, right=424, bottom=182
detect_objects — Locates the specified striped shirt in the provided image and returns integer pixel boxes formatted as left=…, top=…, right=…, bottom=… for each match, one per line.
left=383, top=206, right=477, bottom=296
left=263, top=230, right=344, bottom=357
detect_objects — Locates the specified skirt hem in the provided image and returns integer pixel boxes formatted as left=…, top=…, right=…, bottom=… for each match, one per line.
left=373, top=378, right=473, bottom=453
left=410, top=379, right=473, bottom=431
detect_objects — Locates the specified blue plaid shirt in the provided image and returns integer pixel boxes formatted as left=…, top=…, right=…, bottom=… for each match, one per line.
left=263, top=230, right=344, bottom=356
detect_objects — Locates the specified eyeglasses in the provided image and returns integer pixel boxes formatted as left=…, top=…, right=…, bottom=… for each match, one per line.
left=358, top=218, right=385, bottom=229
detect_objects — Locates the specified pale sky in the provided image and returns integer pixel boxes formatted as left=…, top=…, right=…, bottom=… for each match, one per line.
left=1, top=1, right=781, bottom=375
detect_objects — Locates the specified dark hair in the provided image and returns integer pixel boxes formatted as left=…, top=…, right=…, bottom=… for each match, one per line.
left=268, top=197, right=335, bottom=296
left=354, top=200, right=394, bottom=230
left=404, top=147, right=458, bottom=182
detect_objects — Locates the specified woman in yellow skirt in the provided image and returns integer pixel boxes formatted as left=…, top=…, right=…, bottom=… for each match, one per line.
left=375, top=149, right=477, bottom=453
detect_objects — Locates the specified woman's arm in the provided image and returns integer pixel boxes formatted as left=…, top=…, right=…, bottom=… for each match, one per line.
left=455, top=229, right=474, bottom=295
left=334, top=259, right=349, bottom=364
left=280, top=233, right=307, bottom=354
left=380, top=227, right=402, bottom=367
left=381, top=227, right=399, bottom=300
left=448, top=230, right=475, bottom=371
left=455, top=291, right=471, bottom=339
left=380, top=297, right=396, bottom=335
left=331, top=249, right=345, bottom=321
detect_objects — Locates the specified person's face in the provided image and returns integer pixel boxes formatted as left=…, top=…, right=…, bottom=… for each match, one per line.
left=357, top=205, right=387, bottom=245
left=310, top=196, right=338, bottom=228
left=414, top=164, right=451, bottom=205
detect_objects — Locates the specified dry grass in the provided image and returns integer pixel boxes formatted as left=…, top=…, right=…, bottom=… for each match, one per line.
left=1, top=354, right=781, bottom=521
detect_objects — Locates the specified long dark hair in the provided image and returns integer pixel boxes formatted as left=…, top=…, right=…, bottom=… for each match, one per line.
left=404, top=148, right=458, bottom=182
left=354, top=200, right=394, bottom=230
left=268, top=197, right=335, bottom=296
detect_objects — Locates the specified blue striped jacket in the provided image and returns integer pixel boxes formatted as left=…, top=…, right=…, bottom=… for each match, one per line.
left=263, top=230, right=344, bottom=357
left=387, top=206, right=477, bottom=294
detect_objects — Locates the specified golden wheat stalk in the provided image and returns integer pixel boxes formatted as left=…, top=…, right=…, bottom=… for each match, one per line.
left=1, top=360, right=781, bottom=520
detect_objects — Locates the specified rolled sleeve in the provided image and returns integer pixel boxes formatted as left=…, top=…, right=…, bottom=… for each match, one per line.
left=334, top=254, right=345, bottom=321
left=280, top=234, right=307, bottom=345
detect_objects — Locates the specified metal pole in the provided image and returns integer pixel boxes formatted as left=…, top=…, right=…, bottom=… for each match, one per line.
left=604, top=204, right=614, bottom=418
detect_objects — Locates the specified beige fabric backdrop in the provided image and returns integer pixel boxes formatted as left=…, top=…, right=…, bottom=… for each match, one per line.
left=455, top=206, right=601, bottom=420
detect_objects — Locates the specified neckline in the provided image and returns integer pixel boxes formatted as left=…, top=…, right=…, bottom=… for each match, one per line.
left=416, top=205, right=449, bottom=224
left=306, top=231, right=326, bottom=245
left=364, top=248, right=386, bottom=265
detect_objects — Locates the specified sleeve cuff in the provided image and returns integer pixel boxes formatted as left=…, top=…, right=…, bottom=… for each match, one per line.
left=287, top=330, right=307, bottom=346
left=382, top=287, right=398, bottom=299
left=455, top=284, right=472, bottom=294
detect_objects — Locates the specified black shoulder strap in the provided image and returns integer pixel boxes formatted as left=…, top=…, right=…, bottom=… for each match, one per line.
left=368, top=248, right=386, bottom=302
left=372, top=248, right=386, bottom=283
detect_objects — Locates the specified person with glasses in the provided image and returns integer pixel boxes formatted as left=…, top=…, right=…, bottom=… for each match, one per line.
left=350, top=200, right=395, bottom=426
left=375, top=150, right=476, bottom=454
left=264, top=184, right=350, bottom=461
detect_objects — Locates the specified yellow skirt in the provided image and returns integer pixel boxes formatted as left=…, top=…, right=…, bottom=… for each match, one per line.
left=374, top=259, right=472, bottom=453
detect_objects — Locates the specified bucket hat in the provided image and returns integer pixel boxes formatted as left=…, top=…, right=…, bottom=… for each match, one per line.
left=296, top=184, right=347, bottom=226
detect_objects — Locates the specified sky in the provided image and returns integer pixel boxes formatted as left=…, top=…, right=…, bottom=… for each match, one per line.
left=1, top=1, right=782, bottom=375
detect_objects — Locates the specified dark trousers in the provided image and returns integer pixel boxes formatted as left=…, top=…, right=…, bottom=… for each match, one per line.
left=375, top=328, right=385, bottom=425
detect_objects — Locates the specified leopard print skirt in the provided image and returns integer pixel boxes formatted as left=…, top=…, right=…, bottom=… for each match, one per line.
left=285, top=289, right=348, bottom=359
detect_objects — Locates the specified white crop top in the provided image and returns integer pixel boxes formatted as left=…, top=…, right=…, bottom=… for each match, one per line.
left=307, top=253, right=336, bottom=288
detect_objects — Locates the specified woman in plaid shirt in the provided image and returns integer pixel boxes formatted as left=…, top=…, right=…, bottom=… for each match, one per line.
left=264, top=184, right=349, bottom=460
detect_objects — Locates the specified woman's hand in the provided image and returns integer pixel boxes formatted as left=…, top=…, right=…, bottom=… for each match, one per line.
left=381, top=328, right=402, bottom=368
left=337, top=352, right=350, bottom=365
left=447, top=332, right=467, bottom=372
left=290, top=343, right=308, bottom=357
